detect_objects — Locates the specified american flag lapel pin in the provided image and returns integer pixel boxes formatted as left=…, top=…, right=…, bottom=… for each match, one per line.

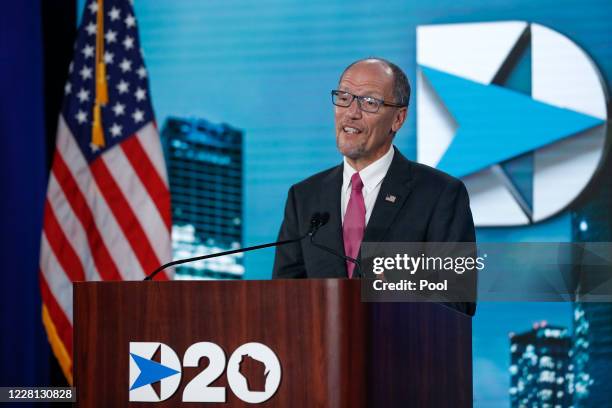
left=385, top=194, right=396, bottom=203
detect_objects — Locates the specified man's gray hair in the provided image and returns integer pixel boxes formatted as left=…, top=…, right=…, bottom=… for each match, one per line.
left=339, top=57, right=411, bottom=107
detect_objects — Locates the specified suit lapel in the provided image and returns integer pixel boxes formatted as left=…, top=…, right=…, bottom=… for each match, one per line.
left=363, top=147, right=414, bottom=243
left=314, top=164, right=347, bottom=277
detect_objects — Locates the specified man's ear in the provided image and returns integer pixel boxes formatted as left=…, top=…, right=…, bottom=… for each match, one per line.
left=392, top=107, right=408, bottom=133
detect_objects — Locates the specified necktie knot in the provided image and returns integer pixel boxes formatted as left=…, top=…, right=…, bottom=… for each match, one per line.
left=351, top=172, right=364, bottom=192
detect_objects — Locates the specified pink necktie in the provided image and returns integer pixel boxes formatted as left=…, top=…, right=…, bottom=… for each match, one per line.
left=343, top=172, right=366, bottom=278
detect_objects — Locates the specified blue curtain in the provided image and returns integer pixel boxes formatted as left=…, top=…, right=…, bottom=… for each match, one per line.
left=0, top=0, right=50, bottom=387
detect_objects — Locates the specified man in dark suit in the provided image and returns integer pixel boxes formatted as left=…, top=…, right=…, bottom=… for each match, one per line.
left=272, top=58, right=475, bottom=315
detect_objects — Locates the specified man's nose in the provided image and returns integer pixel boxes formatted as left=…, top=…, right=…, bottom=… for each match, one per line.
left=346, top=98, right=362, bottom=118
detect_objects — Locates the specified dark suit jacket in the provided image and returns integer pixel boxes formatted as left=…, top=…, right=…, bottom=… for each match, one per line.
left=272, top=147, right=476, bottom=315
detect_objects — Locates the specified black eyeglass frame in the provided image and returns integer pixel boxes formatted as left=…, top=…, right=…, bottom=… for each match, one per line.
left=331, top=89, right=407, bottom=113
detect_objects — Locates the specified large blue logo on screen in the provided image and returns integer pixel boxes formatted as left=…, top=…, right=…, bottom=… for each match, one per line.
left=416, top=22, right=608, bottom=226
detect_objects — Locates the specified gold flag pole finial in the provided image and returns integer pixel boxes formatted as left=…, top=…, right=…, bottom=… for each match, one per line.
left=92, top=0, right=108, bottom=147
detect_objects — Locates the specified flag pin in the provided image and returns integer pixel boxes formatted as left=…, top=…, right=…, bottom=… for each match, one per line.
left=385, top=194, right=396, bottom=203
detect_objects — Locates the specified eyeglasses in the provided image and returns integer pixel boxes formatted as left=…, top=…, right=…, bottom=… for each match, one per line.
left=331, top=90, right=406, bottom=113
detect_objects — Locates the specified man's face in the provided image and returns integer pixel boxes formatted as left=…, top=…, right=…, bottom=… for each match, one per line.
left=335, top=60, right=407, bottom=168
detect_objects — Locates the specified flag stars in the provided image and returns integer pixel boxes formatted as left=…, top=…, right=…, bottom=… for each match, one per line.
left=132, top=109, right=144, bottom=123
left=137, top=66, right=147, bottom=79
left=77, top=88, right=90, bottom=103
left=135, top=87, right=146, bottom=101
left=69, top=62, right=74, bottom=73
left=119, top=58, right=132, bottom=72
left=76, top=110, right=88, bottom=124
left=64, top=82, right=72, bottom=95
left=85, top=22, right=97, bottom=36
left=123, top=36, right=134, bottom=50
left=82, top=44, right=94, bottom=58
left=88, top=1, right=98, bottom=14
left=117, top=80, right=129, bottom=94
left=79, top=66, right=93, bottom=80
left=125, top=14, right=136, bottom=28
left=104, top=51, right=114, bottom=64
left=112, top=102, right=126, bottom=116
left=108, top=7, right=121, bottom=21
left=105, top=29, right=117, bottom=44
left=90, top=142, right=101, bottom=153
left=110, top=123, right=123, bottom=137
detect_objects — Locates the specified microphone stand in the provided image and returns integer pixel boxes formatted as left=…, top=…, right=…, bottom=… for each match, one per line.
left=145, top=212, right=364, bottom=280
left=145, top=214, right=324, bottom=281
left=145, top=236, right=312, bottom=281
left=309, top=227, right=362, bottom=278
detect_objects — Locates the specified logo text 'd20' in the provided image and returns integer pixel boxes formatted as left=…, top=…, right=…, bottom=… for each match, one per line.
left=129, top=341, right=282, bottom=403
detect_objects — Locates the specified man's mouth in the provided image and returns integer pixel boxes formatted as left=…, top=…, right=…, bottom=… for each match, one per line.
left=343, top=126, right=362, bottom=134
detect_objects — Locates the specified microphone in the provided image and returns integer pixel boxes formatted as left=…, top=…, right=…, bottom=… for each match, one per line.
left=145, top=213, right=325, bottom=281
left=309, top=212, right=362, bottom=277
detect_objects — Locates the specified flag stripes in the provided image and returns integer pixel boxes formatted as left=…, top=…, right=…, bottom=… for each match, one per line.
left=101, top=144, right=171, bottom=261
left=43, top=200, right=87, bottom=283
left=51, top=144, right=125, bottom=281
left=46, top=174, right=102, bottom=281
left=121, top=134, right=172, bottom=230
left=90, top=158, right=164, bottom=276
left=40, top=237, right=74, bottom=325
left=136, top=124, right=169, bottom=186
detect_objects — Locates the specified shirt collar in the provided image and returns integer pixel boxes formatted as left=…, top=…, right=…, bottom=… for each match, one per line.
left=343, top=146, right=395, bottom=193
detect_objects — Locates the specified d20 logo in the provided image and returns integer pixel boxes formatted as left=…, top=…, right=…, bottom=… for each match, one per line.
left=417, top=21, right=608, bottom=226
left=129, top=341, right=282, bottom=403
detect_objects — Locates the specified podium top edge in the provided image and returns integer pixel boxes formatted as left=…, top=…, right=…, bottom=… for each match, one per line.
left=73, top=278, right=356, bottom=286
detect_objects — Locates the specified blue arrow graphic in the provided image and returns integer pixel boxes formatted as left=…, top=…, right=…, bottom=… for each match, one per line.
left=420, top=66, right=605, bottom=178
left=129, top=353, right=180, bottom=391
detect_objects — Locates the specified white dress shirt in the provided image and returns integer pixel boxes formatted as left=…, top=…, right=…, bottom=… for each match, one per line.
left=341, top=146, right=394, bottom=226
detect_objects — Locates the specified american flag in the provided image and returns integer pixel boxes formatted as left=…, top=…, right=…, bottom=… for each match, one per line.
left=39, top=0, right=172, bottom=383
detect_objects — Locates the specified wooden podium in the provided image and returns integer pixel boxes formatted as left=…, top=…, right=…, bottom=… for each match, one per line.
left=74, top=280, right=472, bottom=407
